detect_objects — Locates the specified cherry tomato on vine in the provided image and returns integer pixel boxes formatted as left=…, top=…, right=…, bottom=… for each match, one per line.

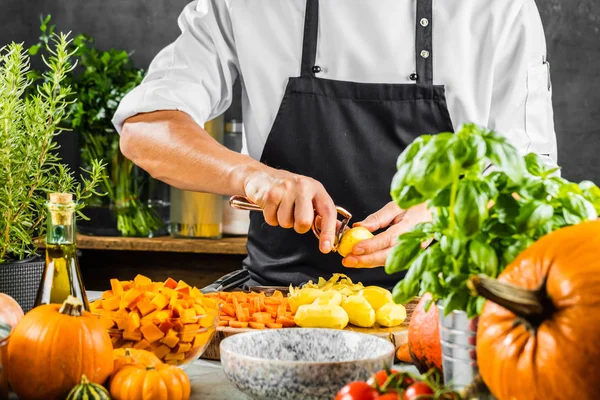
left=403, top=382, right=435, bottom=400
left=335, top=381, right=379, bottom=400
left=367, top=370, right=399, bottom=387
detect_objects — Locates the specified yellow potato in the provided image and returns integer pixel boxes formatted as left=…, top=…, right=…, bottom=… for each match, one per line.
left=288, top=288, right=324, bottom=313
left=337, top=227, right=374, bottom=257
left=313, top=290, right=343, bottom=306
left=341, top=295, right=376, bottom=328
left=359, top=286, right=394, bottom=310
left=375, top=303, right=407, bottom=327
left=294, top=304, right=349, bottom=329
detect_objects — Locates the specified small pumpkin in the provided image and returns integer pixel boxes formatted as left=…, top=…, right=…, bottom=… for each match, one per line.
left=109, top=363, right=191, bottom=400
left=66, top=375, right=111, bottom=400
left=113, top=348, right=161, bottom=371
left=0, top=293, right=24, bottom=330
left=407, top=293, right=442, bottom=374
left=7, top=295, right=114, bottom=400
left=472, top=220, right=600, bottom=400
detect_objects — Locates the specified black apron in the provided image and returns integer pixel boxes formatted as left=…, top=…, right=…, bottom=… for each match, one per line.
left=242, top=0, right=454, bottom=290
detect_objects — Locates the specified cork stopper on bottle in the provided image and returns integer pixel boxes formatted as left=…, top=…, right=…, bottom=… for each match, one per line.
left=48, top=193, right=75, bottom=225
left=49, top=193, right=73, bottom=205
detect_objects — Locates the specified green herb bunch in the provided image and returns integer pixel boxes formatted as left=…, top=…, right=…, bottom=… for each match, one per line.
left=30, top=16, right=165, bottom=237
left=0, top=35, right=104, bottom=263
left=386, top=123, right=600, bottom=317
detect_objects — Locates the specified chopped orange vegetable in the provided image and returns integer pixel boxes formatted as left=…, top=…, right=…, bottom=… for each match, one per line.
left=249, top=321, right=265, bottom=329
left=229, top=321, right=249, bottom=328
left=160, top=335, right=180, bottom=349
left=150, top=293, right=169, bottom=311
left=110, top=279, right=124, bottom=296
left=123, top=330, right=142, bottom=341
left=134, top=274, right=153, bottom=287
left=140, top=323, right=165, bottom=343
left=133, top=339, right=151, bottom=349
left=266, top=323, right=283, bottom=329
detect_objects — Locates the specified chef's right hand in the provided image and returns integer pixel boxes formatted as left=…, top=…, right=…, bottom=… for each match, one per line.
left=243, top=168, right=338, bottom=254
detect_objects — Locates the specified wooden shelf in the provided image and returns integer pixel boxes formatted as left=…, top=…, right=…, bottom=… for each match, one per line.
left=39, top=234, right=248, bottom=255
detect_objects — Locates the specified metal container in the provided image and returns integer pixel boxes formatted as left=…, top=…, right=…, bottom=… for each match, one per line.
left=438, top=304, right=479, bottom=389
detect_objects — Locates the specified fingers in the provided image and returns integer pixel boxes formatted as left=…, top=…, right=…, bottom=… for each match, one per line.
left=294, top=194, right=313, bottom=234
left=342, top=249, right=389, bottom=269
left=313, top=190, right=337, bottom=254
left=351, top=229, right=398, bottom=256
left=354, top=201, right=405, bottom=231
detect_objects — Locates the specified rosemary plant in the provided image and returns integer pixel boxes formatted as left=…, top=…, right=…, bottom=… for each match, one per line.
left=30, top=16, right=166, bottom=237
left=0, top=34, right=104, bottom=263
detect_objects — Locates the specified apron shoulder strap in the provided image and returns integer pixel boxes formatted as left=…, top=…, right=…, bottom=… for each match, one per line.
left=301, top=0, right=319, bottom=77
left=415, top=0, right=434, bottom=84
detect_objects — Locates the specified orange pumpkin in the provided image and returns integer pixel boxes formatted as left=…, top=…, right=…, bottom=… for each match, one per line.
left=109, top=363, right=191, bottom=400
left=473, top=220, right=600, bottom=400
left=407, top=293, right=442, bottom=373
left=113, top=348, right=162, bottom=371
left=0, top=293, right=23, bottom=330
left=7, top=296, right=113, bottom=400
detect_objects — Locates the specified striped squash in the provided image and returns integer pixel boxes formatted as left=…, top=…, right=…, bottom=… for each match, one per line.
left=66, top=375, right=111, bottom=400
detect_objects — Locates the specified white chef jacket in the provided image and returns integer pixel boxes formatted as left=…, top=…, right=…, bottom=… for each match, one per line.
left=112, top=0, right=558, bottom=167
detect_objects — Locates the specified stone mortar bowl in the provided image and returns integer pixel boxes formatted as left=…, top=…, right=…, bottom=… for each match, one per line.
left=220, top=328, right=395, bottom=400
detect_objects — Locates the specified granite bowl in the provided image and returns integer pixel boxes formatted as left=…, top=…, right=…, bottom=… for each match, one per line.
left=220, top=328, right=395, bottom=400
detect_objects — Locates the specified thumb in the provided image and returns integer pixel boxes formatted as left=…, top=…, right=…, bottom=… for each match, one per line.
left=354, top=202, right=404, bottom=231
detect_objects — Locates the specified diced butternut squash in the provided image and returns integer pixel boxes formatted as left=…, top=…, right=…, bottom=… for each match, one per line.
left=110, top=279, right=124, bottom=296
left=140, top=323, right=165, bottom=343
left=101, top=296, right=120, bottom=311
left=158, top=320, right=174, bottom=335
left=136, top=300, right=156, bottom=317
left=121, top=281, right=133, bottom=291
left=102, top=290, right=114, bottom=299
left=160, top=287, right=174, bottom=299
left=153, top=345, right=171, bottom=360
left=160, top=335, right=180, bottom=349
left=192, top=331, right=213, bottom=348
left=134, top=274, right=153, bottom=287
left=122, top=289, right=144, bottom=309
left=174, top=343, right=192, bottom=354
left=123, top=330, right=143, bottom=341
left=155, top=310, right=173, bottom=322
left=164, top=352, right=185, bottom=361
left=190, top=287, right=203, bottom=299
left=164, top=277, right=178, bottom=289
left=179, top=308, right=197, bottom=324
left=133, top=339, right=150, bottom=349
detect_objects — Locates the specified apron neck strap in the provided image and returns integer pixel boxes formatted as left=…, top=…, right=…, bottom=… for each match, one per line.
left=300, top=0, right=435, bottom=84
left=415, top=0, right=434, bottom=84
left=301, top=0, right=319, bottom=77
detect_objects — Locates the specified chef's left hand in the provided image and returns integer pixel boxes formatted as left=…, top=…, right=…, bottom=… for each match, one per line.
left=341, top=201, right=432, bottom=268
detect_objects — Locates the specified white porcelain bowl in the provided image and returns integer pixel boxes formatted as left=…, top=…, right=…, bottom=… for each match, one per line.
left=220, top=328, right=395, bottom=400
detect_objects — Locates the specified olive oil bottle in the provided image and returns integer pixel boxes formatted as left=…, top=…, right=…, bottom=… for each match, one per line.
left=34, top=193, right=89, bottom=310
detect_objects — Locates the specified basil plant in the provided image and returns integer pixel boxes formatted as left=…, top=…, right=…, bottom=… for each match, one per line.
left=386, top=124, right=600, bottom=317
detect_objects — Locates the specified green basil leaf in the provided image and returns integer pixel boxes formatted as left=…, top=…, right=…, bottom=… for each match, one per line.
left=468, top=239, right=499, bottom=277
left=515, top=201, right=554, bottom=232
left=560, top=194, right=598, bottom=224
left=390, top=163, right=411, bottom=202
left=524, top=153, right=545, bottom=177
left=494, top=193, right=520, bottom=224
left=454, top=180, right=488, bottom=237
left=431, top=187, right=451, bottom=207
left=579, top=181, right=600, bottom=213
left=421, top=271, right=444, bottom=296
left=475, top=296, right=487, bottom=315
left=502, top=237, right=534, bottom=265
left=475, top=179, right=498, bottom=200
left=558, top=183, right=583, bottom=198
left=454, top=133, right=487, bottom=169
left=488, top=171, right=509, bottom=192
left=483, top=219, right=516, bottom=238
left=396, top=135, right=432, bottom=169
left=482, top=131, right=524, bottom=183
left=440, top=235, right=465, bottom=258
left=385, top=235, right=423, bottom=274
left=443, top=290, right=470, bottom=316
left=396, top=185, right=426, bottom=210
left=391, top=243, right=445, bottom=304
left=407, top=134, right=460, bottom=198
left=444, top=274, right=469, bottom=290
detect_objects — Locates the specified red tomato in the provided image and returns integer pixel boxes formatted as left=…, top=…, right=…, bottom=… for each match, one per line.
left=335, top=381, right=379, bottom=400
left=403, top=382, right=434, bottom=400
left=367, top=369, right=415, bottom=389
left=377, top=393, right=400, bottom=400
left=367, top=370, right=399, bottom=387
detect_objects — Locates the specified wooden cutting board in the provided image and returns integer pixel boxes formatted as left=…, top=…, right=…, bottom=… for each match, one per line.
left=201, top=299, right=417, bottom=361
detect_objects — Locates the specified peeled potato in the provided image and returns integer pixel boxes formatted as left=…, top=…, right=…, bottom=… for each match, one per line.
left=341, top=295, right=376, bottom=328
left=313, top=291, right=343, bottom=306
left=359, top=286, right=393, bottom=310
left=337, top=227, right=374, bottom=257
left=294, top=304, right=349, bottom=329
left=288, top=288, right=324, bottom=313
left=375, top=303, right=407, bottom=327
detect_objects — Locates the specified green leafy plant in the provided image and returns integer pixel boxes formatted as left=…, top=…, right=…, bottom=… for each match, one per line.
left=30, top=15, right=165, bottom=237
left=386, top=123, right=600, bottom=317
left=0, top=34, right=104, bottom=263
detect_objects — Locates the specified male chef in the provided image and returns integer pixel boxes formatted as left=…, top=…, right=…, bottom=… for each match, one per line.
left=113, top=0, right=557, bottom=288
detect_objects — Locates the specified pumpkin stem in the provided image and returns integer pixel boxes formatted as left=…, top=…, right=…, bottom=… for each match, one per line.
left=80, top=375, right=89, bottom=385
left=469, top=274, right=554, bottom=329
left=58, top=295, right=84, bottom=317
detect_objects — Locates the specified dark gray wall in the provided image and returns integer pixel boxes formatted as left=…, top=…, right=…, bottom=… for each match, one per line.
left=1, top=0, right=598, bottom=183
